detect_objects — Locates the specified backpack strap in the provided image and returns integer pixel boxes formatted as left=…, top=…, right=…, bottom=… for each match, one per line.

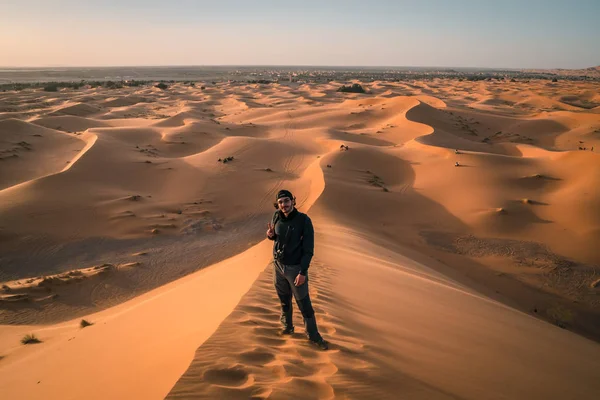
left=272, top=211, right=281, bottom=227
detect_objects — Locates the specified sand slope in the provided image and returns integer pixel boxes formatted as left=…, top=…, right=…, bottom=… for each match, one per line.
left=1, top=79, right=600, bottom=399
left=0, top=241, right=272, bottom=400
left=0, top=118, right=85, bottom=190
left=168, top=223, right=600, bottom=399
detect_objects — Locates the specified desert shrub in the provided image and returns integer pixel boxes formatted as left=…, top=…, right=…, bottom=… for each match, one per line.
left=21, top=334, right=42, bottom=344
left=337, top=83, right=366, bottom=93
left=106, top=81, right=123, bottom=89
left=80, top=319, right=93, bottom=328
left=43, top=84, right=59, bottom=92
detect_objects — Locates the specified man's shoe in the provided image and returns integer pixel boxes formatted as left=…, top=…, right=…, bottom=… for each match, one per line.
left=280, top=326, right=294, bottom=335
left=310, top=337, right=329, bottom=350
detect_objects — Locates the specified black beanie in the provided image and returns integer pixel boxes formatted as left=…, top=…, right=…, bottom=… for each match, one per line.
left=276, top=189, right=294, bottom=201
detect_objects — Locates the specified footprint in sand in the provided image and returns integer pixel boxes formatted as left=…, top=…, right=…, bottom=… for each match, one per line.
left=254, top=335, right=287, bottom=347
left=202, top=366, right=251, bottom=388
left=238, top=348, right=276, bottom=365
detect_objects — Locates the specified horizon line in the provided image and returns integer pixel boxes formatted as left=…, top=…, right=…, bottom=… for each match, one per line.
left=1, top=63, right=596, bottom=71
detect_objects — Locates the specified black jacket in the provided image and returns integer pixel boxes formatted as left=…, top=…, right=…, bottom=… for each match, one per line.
left=268, top=209, right=314, bottom=275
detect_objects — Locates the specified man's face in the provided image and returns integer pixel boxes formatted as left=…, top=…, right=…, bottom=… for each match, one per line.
left=277, top=197, right=293, bottom=213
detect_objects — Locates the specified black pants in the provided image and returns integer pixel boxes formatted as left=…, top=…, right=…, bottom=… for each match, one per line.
left=273, top=261, right=322, bottom=341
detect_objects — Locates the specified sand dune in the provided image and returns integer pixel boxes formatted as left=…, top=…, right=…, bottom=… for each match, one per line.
left=169, top=223, right=600, bottom=400
left=0, top=241, right=274, bottom=400
left=102, top=96, right=150, bottom=108
left=49, top=102, right=103, bottom=117
left=1, top=78, right=600, bottom=399
left=32, top=115, right=111, bottom=132
left=0, top=118, right=85, bottom=190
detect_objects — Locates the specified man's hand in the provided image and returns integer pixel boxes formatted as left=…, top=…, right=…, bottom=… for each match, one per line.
left=294, top=274, right=306, bottom=287
left=266, top=222, right=275, bottom=239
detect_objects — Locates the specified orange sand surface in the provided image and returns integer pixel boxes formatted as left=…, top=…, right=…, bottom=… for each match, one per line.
left=1, top=79, right=600, bottom=399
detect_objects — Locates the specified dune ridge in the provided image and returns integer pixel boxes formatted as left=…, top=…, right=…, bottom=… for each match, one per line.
left=1, top=78, right=600, bottom=399
left=168, top=223, right=600, bottom=400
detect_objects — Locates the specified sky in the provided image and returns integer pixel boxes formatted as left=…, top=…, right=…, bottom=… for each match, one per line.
left=1, top=0, right=599, bottom=69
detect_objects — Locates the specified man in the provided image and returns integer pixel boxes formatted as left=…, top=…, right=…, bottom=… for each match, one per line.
left=266, top=189, right=328, bottom=350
